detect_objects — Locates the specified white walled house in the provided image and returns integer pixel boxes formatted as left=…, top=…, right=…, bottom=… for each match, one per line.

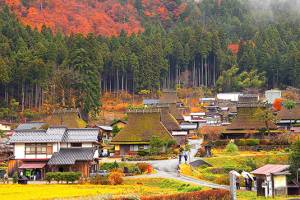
left=8, top=127, right=100, bottom=179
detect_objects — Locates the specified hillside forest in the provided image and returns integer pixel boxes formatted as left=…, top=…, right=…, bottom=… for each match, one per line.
left=0, top=0, right=300, bottom=118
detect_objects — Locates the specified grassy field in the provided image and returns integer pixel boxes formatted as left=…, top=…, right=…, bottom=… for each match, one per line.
left=181, top=150, right=289, bottom=185
left=0, top=178, right=203, bottom=200
left=238, top=191, right=299, bottom=200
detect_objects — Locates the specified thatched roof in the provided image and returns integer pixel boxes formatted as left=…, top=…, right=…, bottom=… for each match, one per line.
left=159, top=106, right=180, bottom=131
left=45, top=109, right=86, bottom=128
left=111, top=110, right=173, bottom=144
left=225, top=107, right=277, bottom=132
left=169, top=103, right=184, bottom=121
left=277, top=104, right=300, bottom=120
left=159, top=90, right=179, bottom=104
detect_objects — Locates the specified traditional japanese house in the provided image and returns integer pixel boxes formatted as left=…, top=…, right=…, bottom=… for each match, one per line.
left=110, top=120, right=127, bottom=129
left=159, top=106, right=187, bottom=145
left=15, top=122, right=47, bottom=130
left=223, top=94, right=277, bottom=139
left=45, top=109, right=86, bottom=128
left=8, top=127, right=100, bottom=179
left=111, top=109, right=173, bottom=156
left=277, top=103, right=300, bottom=129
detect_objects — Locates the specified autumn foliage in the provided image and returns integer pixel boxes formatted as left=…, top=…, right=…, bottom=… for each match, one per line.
left=273, top=98, right=283, bottom=111
left=5, top=0, right=187, bottom=36
left=139, top=189, right=230, bottom=200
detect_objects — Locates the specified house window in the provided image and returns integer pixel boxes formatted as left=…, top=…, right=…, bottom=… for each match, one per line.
left=36, top=144, right=47, bottom=154
left=70, top=143, right=82, bottom=148
left=130, top=145, right=139, bottom=151
left=25, top=143, right=47, bottom=154
left=25, top=144, right=36, bottom=155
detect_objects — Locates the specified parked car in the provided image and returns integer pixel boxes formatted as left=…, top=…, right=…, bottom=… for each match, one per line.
left=90, top=170, right=108, bottom=177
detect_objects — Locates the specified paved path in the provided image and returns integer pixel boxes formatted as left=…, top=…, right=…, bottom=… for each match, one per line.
left=128, top=139, right=229, bottom=190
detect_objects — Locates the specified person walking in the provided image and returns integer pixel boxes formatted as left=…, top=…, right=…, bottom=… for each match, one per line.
left=179, top=147, right=183, bottom=164
left=183, top=151, right=188, bottom=163
left=248, top=178, right=253, bottom=191
left=177, top=165, right=181, bottom=177
left=179, top=153, right=182, bottom=164
left=236, top=177, right=240, bottom=190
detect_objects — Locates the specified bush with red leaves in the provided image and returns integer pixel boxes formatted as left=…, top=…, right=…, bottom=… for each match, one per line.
left=140, top=189, right=230, bottom=200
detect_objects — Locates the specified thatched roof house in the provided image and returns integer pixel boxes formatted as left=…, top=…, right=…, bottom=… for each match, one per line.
left=159, top=90, right=179, bottom=104
left=277, top=103, right=300, bottom=125
left=223, top=94, right=277, bottom=138
left=111, top=109, right=173, bottom=156
left=159, top=106, right=180, bottom=131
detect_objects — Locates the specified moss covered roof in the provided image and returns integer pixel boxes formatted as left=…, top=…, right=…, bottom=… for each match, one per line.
left=226, top=107, right=277, bottom=131
left=45, top=111, right=86, bottom=128
left=159, top=90, right=179, bottom=104
left=111, top=110, right=173, bottom=144
left=277, top=104, right=300, bottom=120
left=159, top=106, right=181, bottom=131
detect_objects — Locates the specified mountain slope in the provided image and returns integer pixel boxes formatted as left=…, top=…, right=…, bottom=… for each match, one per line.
left=4, top=0, right=187, bottom=36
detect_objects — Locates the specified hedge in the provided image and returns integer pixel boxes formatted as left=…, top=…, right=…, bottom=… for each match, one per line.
left=45, top=172, right=81, bottom=183
left=140, top=189, right=230, bottom=200
left=209, top=138, right=290, bottom=147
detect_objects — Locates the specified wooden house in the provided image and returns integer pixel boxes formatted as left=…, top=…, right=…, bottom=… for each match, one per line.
left=8, top=127, right=100, bottom=179
left=111, top=109, right=173, bottom=156
left=159, top=106, right=188, bottom=145
left=223, top=94, right=277, bottom=139
left=277, top=103, right=300, bottom=129
left=251, top=164, right=290, bottom=197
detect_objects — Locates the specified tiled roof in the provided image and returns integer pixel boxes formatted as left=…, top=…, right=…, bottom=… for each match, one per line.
left=15, top=122, right=46, bottom=130
left=48, top=148, right=95, bottom=165
left=9, top=127, right=99, bottom=143
left=97, top=125, right=113, bottom=131
left=111, top=111, right=173, bottom=144
left=46, top=127, right=67, bottom=141
left=62, top=128, right=99, bottom=143
left=9, top=129, right=62, bottom=143
left=143, top=99, right=160, bottom=105
left=251, top=164, right=290, bottom=175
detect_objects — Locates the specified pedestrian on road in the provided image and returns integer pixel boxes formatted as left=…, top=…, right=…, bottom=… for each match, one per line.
left=179, top=147, right=184, bottom=164
left=177, top=165, right=181, bottom=177
left=236, top=177, right=240, bottom=190
left=179, top=153, right=182, bottom=164
left=183, top=151, right=188, bottom=163
left=248, top=177, right=253, bottom=191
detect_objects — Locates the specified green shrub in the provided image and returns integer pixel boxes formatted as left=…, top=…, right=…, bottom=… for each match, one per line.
left=100, top=161, right=119, bottom=171
left=225, top=142, right=238, bottom=154
left=12, top=172, right=18, bottom=184
left=45, top=172, right=54, bottom=183
left=45, top=172, right=81, bottom=184
left=243, top=158, right=257, bottom=171
left=259, top=139, right=270, bottom=145
left=235, top=139, right=246, bottom=146
left=246, top=139, right=259, bottom=146
left=213, top=140, right=228, bottom=146
left=137, top=150, right=150, bottom=156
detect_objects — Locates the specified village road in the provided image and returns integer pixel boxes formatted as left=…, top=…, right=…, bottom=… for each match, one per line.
left=128, top=139, right=229, bottom=190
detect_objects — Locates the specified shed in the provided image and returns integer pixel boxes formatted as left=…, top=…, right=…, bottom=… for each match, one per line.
left=265, top=89, right=282, bottom=104
left=251, top=164, right=290, bottom=197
